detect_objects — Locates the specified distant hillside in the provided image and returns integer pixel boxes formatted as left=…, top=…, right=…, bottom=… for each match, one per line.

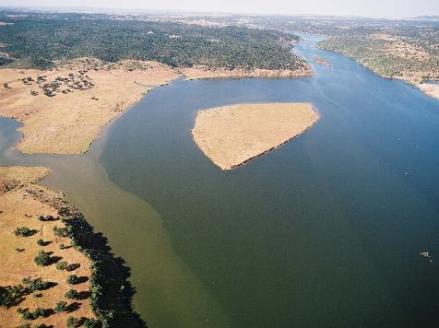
left=0, top=11, right=308, bottom=71
left=411, top=16, right=439, bottom=21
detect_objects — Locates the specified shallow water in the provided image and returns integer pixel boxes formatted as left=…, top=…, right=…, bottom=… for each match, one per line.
left=1, top=36, right=439, bottom=327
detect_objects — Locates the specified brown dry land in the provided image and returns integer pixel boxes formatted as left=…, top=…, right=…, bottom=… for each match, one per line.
left=0, top=166, right=94, bottom=327
left=0, top=59, right=313, bottom=154
left=0, top=59, right=179, bottom=154
left=192, top=103, right=319, bottom=170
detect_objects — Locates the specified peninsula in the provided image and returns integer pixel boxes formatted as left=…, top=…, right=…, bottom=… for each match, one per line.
left=0, top=166, right=144, bottom=327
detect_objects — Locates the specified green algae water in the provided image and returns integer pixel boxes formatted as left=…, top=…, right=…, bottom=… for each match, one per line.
left=2, top=36, right=439, bottom=327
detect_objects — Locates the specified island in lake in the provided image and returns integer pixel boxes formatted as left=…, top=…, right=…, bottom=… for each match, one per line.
left=192, top=103, right=319, bottom=170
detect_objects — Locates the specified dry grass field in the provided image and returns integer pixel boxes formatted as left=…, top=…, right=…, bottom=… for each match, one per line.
left=0, top=59, right=179, bottom=154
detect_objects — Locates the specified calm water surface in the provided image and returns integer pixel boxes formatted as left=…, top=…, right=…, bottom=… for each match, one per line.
left=1, top=37, right=439, bottom=327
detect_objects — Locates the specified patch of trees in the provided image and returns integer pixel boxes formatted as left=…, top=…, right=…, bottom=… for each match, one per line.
left=17, top=307, right=53, bottom=320
left=22, top=277, right=56, bottom=292
left=0, top=278, right=56, bottom=308
left=0, top=12, right=306, bottom=71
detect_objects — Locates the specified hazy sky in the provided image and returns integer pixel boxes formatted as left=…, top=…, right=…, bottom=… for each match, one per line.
left=3, top=0, right=439, bottom=19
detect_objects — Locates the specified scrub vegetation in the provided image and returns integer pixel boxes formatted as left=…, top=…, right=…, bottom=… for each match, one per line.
left=0, top=11, right=307, bottom=71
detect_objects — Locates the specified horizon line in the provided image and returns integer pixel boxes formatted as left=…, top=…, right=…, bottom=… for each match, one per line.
left=1, top=4, right=437, bottom=21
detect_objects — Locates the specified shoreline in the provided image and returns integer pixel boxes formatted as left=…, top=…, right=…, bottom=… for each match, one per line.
left=180, top=65, right=313, bottom=81
left=318, top=47, right=439, bottom=101
left=227, top=113, right=320, bottom=170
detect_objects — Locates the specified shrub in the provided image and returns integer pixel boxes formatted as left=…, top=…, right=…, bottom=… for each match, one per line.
left=65, top=289, right=80, bottom=300
left=20, top=309, right=35, bottom=320
left=14, top=227, right=37, bottom=237
left=0, top=285, right=26, bottom=308
left=38, top=215, right=58, bottom=222
left=83, top=318, right=101, bottom=328
left=67, top=316, right=80, bottom=328
left=33, top=251, right=52, bottom=266
left=56, top=261, right=68, bottom=270
left=33, top=307, right=51, bottom=318
left=37, top=239, right=51, bottom=246
left=66, top=263, right=80, bottom=272
left=53, top=226, right=70, bottom=237
left=54, top=301, right=67, bottom=313
left=66, top=274, right=80, bottom=285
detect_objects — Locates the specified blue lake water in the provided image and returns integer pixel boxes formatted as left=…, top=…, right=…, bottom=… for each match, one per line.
left=1, top=37, right=439, bottom=327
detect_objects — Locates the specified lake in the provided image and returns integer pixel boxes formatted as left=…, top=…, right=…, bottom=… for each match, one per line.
left=1, top=36, right=439, bottom=327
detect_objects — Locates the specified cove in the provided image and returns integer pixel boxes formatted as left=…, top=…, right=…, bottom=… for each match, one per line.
left=1, top=36, right=439, bottom=327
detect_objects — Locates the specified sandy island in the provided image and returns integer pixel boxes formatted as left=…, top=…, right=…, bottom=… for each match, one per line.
left=192, top=103, right=319, bottom=170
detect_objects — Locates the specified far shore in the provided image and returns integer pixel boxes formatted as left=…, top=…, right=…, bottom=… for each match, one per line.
left=192, top=103, right=319, bottom=170
left=318, top=47, right=439, bottom=101
left=180, top=65, right=312, bottom=80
